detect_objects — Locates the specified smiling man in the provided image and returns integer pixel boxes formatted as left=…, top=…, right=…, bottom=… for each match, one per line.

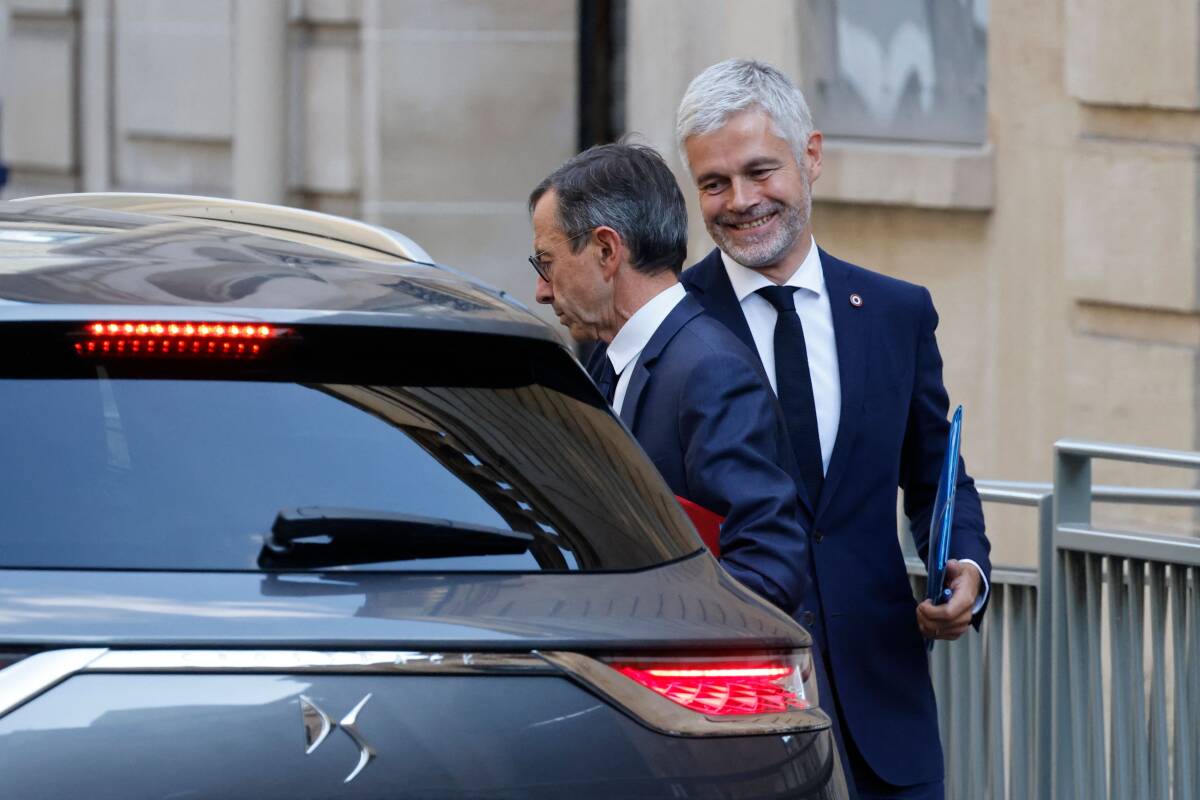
left=676, top=60, right=992, bottom=800
left=528, top=141, right=813, bottom=623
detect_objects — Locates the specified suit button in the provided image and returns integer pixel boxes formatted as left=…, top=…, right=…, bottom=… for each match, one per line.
left=802, top=611, right=816, bottom=627
left=813, top=530, right=824, bottom=544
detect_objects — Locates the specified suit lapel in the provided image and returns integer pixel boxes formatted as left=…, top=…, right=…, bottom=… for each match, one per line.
left=816, top=249, right=867, bottom=518
left=619, top=362, right=650, bottom=429
left=682, top=249, right=761, bottom=367
left=619, top=293, right=703, bottom=430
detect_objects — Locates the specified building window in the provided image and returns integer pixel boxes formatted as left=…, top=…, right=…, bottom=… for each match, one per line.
left=801, top=0, right=988, bottom=145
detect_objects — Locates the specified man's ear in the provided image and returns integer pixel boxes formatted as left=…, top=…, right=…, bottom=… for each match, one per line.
left=592, top=226, right=624, bottom=281
left=805, top=131, right=823, bottom=183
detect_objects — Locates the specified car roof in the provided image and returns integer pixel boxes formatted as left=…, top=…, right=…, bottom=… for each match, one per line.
left=0, top=193, right=554, bottom=341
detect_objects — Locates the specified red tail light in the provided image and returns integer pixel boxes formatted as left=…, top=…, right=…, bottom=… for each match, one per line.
left=609, top=654, right=811, bottom=716
left=73, top=321, right=287, bottom=359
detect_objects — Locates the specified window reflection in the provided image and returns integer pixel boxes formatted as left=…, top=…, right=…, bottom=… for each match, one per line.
left=802, top=0, right=988, bottom=145
left=1, top=376, right=694, bottom=572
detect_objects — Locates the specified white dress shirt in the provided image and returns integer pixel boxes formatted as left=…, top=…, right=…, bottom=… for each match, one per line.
left=721, top=241, right=840, bottom=473
left=607, top=282, right=687, bottom=416
left=721, top=240, right=988, bottom=612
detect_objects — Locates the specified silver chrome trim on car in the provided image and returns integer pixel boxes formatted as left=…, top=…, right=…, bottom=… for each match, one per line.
left=85, top=649, right=553, bottom=674
left=0, top=648, right=109, bottom=718
left=537, top=650, right=832, bottom=738
left=0, top=649, right=550, bottom=719
left=1, top=648, right=831, bottom=738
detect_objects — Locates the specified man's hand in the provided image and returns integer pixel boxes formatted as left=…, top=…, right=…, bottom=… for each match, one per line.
left=916, top=559, right=982, bottom=641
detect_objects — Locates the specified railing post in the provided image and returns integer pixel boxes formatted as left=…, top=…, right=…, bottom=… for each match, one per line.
left=1052, top=447, right=1091, bottom=800
left=1034, top=492, right=1054, bottom=800
left=1056, top=451, right=1093, bottom=529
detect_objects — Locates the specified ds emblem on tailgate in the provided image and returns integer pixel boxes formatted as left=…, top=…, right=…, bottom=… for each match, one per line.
left=299, top=694, right=377, bottom=783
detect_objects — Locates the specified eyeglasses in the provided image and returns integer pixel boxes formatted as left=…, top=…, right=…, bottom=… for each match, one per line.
left=529, top=228, right=594, bottom=282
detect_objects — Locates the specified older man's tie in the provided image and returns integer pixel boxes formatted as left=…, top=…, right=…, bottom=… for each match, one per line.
left=756, top=285, right=824, bottom=506
left=593, top=355, right=618, bottom=405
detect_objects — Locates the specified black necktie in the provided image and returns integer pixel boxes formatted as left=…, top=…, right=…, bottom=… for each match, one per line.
left=757, top=285, right=824, bottom=505
left=594, top=356, right=618, bottom=405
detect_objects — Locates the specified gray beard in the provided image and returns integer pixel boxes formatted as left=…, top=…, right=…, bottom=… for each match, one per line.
left=709, top=201, right=808, bottom=269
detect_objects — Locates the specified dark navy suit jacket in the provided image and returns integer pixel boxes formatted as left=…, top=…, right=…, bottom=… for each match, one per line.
left=588, top=293, right=810, bottom=615
left=681, top=247, right=991, bottom=787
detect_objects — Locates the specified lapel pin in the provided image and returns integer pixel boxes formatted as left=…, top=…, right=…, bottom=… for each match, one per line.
left=849, top=293, right=863, bottom=308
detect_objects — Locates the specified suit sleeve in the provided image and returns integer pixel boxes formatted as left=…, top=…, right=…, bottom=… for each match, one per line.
left=677, top=350, right=809, bottom=614
left=899, top=288, right=992, bottom=625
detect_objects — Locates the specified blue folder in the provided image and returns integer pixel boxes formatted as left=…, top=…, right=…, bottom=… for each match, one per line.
left=926, top=406, right=963, bottom=649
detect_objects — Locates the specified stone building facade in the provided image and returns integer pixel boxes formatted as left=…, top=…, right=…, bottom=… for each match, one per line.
left=0, top=0, right=578, bottom=315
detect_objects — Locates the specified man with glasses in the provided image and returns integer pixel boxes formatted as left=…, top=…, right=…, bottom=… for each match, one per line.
left=528, top=142, right=812, bottom=618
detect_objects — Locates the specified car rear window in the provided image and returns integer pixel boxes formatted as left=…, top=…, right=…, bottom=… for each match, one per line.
left=0, top=325, right=700, bottom=572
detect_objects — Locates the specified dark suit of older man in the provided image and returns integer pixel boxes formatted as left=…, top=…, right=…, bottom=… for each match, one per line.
left=588, top=292, right=810, bottom=613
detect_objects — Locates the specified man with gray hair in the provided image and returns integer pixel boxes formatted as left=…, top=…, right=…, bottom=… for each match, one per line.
left=676, top=59, right=992, bottom=800
left=528, top=141, right=813, bottom=619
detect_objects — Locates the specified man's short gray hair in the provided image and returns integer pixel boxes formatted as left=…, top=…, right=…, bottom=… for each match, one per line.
left=675, top=59, right=814, bottom=172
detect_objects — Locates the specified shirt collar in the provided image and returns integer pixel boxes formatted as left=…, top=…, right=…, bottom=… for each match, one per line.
left=720, top=237, right=825, bottom=301
left=606, top=282, right=687, bottom=375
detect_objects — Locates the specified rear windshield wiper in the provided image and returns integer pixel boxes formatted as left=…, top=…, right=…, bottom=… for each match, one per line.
left=257, top=506, right=534, bottom=569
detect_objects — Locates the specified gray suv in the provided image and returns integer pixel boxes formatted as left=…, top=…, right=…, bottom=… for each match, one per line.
left=0, top=194, right=847, bottom=799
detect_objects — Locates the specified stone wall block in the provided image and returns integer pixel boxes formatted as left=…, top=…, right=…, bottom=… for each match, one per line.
left=1064, top=332, right=1198, bottom=535
left=116, top=137, right=231, bottom=194
left=1064, top=140, right=1199, bottom=312
left=815, top=141, right=994, bottom=210
left=377, top=38, right=575, bottom=203
left=301, top=37, right=358, bottom=193
left=1, top=14, right=77, bottom=170
left=301, top=0, right=359, bottom=24
left=376, top=0, right=574, bottom=32
left=1066, top=0, right=1200, bottom=109
left=9, top=0, right=75, bottom=14
left=115, top=0, right=233, bottom=140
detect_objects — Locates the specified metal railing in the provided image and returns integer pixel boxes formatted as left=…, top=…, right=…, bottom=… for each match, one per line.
left=1053, top=441, right=1200, bottom=800
left=906, top=441, right=1200, bottom=800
